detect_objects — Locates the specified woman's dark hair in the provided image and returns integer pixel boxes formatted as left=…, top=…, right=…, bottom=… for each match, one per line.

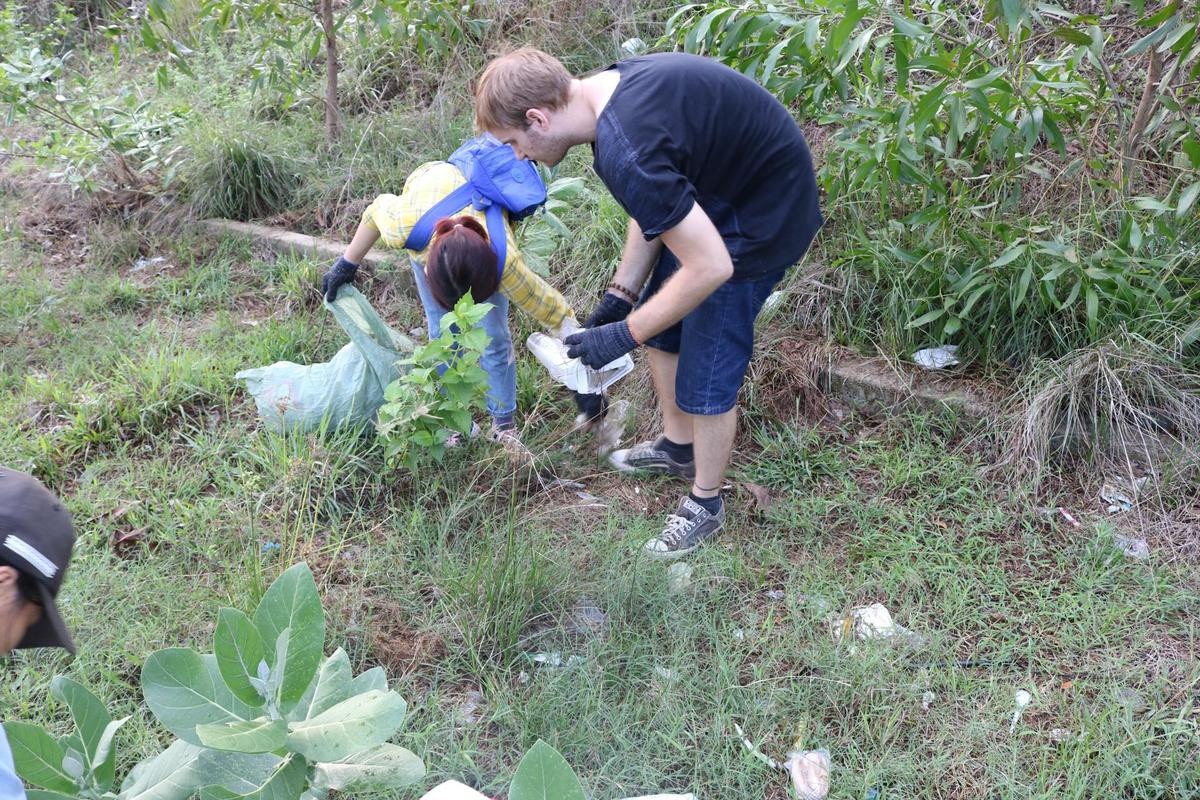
left=425, top=215, right=500, bottom=310
left=0, top=558, right=41, bottom=606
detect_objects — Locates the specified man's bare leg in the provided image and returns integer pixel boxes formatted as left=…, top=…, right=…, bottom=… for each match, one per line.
left=647, top=348, right=691, bottom=444
left=690, top=408, right=736, bottom=498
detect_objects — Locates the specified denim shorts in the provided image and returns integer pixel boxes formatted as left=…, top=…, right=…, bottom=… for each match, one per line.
left=641, top=250, right=782, bottom=415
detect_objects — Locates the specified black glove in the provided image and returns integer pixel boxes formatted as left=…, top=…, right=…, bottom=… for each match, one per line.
left=583, top=292, right=633, bottom=329
left=321, top=256, right=359, bottom=303
left=572, top=390, right=609, bottom=426
left=565, top=320, right=638, bottom=369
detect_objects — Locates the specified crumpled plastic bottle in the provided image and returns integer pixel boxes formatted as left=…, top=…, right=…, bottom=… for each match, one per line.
left=527, top=332, right=634, bottom=394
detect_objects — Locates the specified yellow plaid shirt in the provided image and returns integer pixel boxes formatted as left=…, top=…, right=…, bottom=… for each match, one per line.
left=361, top=161, right=575, bottom=331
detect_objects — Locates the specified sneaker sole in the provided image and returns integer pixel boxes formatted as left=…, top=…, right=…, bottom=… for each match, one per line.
left=642, top=540, right=701, bottom=560
left=607, top=449, right=696, bottom=480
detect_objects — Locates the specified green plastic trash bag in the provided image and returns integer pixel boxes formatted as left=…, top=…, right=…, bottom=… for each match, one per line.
left=235, top=287, right=414, bottom=433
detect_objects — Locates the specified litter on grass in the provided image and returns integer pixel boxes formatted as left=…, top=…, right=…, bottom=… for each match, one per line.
left=921, top=690, right=936, bottom=711
left=593, top=398, right=632, bottom=456
left=829, top=603, right=926, bottom=652
left=783, top=749, right=831, bottom=800
left=653, top=665, right=679, bottom=683
left=1100, top=477, right=1148, bottom=514
left=1010, top=689, right=1033, bottom=733
left=527, top=652, right=587, bottom=669
left=912, top=345, right=960, bottom=370
left=733, top=723, right=781, bottom=770
left=419, top=780, right=489, bottom=800
left=1113, top=533, right=1150, bottom=560
left=455, top=690, right=484, bottom=725
left=667, top=562, right=694, bottom=595
left=562, top=597, right=609, bottom=641
left=1039, top=506, right=1081, bottom=527
left=1115, top=687, right=1149, bottom=713
left=131, top=256, right=167, bottom=272
left=1101, top=484, right=1135, bottom=513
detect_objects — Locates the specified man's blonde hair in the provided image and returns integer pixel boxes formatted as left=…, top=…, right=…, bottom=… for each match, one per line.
left=474, top=47, right=572, bottom=132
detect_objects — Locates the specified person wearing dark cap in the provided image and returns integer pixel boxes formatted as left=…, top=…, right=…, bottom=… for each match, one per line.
left=1, top=467, right=77, bottom=800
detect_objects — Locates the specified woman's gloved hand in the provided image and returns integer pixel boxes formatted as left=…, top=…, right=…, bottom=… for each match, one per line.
left=321, top=256, right=359, bottom=302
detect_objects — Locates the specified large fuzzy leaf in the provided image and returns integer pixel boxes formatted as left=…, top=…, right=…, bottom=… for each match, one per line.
left=196, top=719, right=287, bottom=753
left=289, top=648, right=352, bottom=722
left=214, top=608, right=267, bottom=709
left=508, top=740, right=585, bottom=800
left=4, top=722, right=76, bottom=794
left=142, top=649, right=256, bottom=745
left=49, top=677, right=112, bottom=784
left=252, top=563, right=325, bottom=713
left=312, top=743, right=425, bottom=792
left=119, top=740, right=205, bottom=800
left=286, top=690, right=407, bottom=763
left=347, top=666, right=387, bottom=695
left=198, top=751, right=307, bottom=800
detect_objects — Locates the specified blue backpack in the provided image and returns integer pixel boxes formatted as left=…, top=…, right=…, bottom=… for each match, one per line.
left=403, top=133, right=547, bottom=279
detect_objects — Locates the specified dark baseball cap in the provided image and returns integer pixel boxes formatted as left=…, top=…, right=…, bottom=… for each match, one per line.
left=0, top=467, right=76, bottom=654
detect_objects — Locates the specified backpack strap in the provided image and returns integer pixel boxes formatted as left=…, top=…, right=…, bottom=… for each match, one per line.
left=484, top=203, right=507, bottom=281
left=402, top=183, right=475, bottom=253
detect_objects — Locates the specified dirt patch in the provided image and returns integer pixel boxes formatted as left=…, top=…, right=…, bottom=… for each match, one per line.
left=362, top=597, right=447, bottom=676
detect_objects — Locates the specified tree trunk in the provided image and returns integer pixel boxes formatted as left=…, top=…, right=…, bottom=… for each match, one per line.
left=322, top=0, right=340, bottom=142
left=1118, top=48, right=1163, bottom=192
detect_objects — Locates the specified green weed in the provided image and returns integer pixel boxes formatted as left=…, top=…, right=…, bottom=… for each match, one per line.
left=186, top=136, right=302, bottom=221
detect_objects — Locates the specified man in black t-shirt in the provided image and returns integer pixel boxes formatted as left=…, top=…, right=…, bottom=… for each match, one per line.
left=476, top=48, right=822, bottom=558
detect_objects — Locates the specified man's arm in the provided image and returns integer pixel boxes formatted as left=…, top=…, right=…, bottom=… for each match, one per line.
left=626, top=203, right=733, bottom=343
left=610, top=217, right=663, bottom=299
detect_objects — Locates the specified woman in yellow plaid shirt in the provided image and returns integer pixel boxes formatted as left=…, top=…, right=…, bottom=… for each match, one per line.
left=320, top=159, right=589, bottom=448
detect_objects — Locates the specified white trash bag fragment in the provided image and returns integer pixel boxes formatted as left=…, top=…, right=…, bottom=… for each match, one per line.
left=528, top=331, right=634, bottom=394
left=828, top=603, right=927, bottom=652
left=420, top=780, right=489, bottom=800
left=783, top=749, right=831, bottom=800
left=912, top=344, right=960, bottom=370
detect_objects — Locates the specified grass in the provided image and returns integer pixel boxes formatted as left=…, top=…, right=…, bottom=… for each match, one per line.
left=2, top=181, right=1198, bottom=799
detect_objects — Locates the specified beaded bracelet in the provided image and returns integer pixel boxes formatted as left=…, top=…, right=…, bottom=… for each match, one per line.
left=607, top=281, right=640, bottom=303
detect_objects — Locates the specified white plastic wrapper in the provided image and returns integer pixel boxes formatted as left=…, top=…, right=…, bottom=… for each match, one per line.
left=912, top=344, right=960, bottom=370
left=783, top=749, right=831, bottom=800
left=527, top=332, right=634, bottom=394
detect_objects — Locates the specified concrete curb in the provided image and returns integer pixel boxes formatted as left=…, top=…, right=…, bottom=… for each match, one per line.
left=817, top=354, right=995, bottom=424
left=202, top=218, right=413, bottom=293
left=202, top=218, right=997, bottom=424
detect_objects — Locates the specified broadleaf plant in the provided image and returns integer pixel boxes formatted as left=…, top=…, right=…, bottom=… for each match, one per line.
left=5, top=677, right=201, bottom=800
left=138, top=562, right=423, bottom=799
left=9, top=563, right=422, bottom=800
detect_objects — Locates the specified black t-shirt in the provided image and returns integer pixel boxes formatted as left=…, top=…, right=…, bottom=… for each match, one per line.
left=592, top=52, right=823, bottom=281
